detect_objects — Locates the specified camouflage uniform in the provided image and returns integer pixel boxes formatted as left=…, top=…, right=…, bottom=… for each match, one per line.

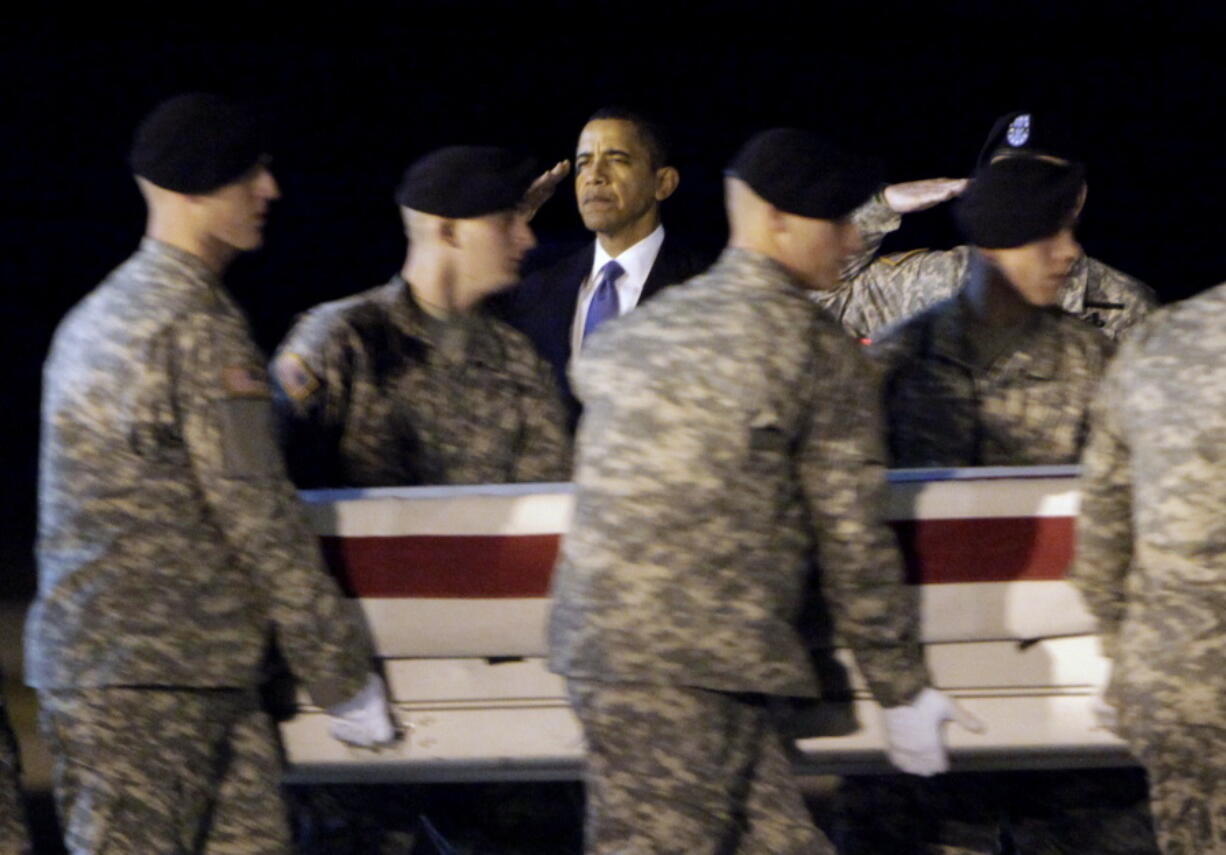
left=271, top=276, right=572, bottom=488
left=0, top=688, right=30, bottom=855
left=549, top=248, right=929, bottom=853
left=856, top=272, right=1156, bottom=855
left=26, top=239, right=373, bottom=854
left=816, top=194, right=1157, bottom=341
left=1072, top=287, right=1226, bottom=854
left=869, top=290, right=1115, bottom=467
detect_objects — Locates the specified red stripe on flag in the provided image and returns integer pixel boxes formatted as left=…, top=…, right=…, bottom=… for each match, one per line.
left=319, top=516, right=1075, bottom=597
left=320, top=534, right=560, bottom=598
left=897, top=516, right=1074, bottom=584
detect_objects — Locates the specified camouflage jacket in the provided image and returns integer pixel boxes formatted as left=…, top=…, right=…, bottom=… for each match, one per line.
left=549, top=248, right=929, bottom=705
left=0, top=678, right=29, bottom=853
left=271, top=276, right=572, bottom=488
left=1071, top=287, right=1226, bottom=729
left=26, top=239, right=370, bottom=707
left=815, top=194, right=1157, bottom=341
left=870, top=289, right=1115, bottom=467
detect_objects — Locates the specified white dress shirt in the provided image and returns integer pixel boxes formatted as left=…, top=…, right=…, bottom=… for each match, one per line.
left=570, top=225, right=666, bottom=358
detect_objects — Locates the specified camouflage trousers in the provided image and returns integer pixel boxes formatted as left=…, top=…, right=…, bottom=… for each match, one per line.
left=0, top=692, right=31, bottom=855
left=567, top=678, right=834, bottom=855
left=1119, top=717, right=1226, bottom=855
left=38, top=687, right=291, bottom=855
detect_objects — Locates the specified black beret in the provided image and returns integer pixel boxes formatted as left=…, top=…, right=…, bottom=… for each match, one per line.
left=955, top=157, right=1087, bottom=249
left=130, top=93, right=265, bottom=194
left=976, top=111, right=1080, bottom=169
left=725, top=128, right=881, bottom=220
left=396, top=146, right=538, bottom=218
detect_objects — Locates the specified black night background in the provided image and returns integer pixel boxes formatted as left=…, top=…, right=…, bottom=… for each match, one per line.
left=6, top=4, right=1226, bottom=850
left=2, top=3, right=1223, bottom=588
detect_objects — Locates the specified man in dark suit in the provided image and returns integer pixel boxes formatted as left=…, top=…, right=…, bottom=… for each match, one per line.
left=493, top=107, right=711, bottom=426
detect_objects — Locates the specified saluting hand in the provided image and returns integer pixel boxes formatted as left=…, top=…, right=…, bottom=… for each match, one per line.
left=883, top=178, right=968, bottom=214
left=521, top=159, right=572, bottom=221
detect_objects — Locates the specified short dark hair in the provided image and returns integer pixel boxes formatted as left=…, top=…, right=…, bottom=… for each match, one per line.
left=586, top=106, right=671, bottom=170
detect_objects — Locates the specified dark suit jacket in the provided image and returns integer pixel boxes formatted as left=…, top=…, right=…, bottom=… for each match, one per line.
left=490, top=233, right=713, bottom=428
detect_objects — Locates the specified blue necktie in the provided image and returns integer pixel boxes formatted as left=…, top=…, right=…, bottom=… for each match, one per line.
left=583, top=260, right=624, bottom=343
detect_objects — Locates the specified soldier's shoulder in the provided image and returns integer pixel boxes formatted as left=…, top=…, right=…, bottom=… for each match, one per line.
left=283, top=284, right=393, bottom=347
left=1081, top=256, right=1157, bottom=304
left=96, top=274, right=219, bottom=341
left=486, top=312, right=551, bottom=365
left=1125, top=284, right=1226, bottom=352
left=622, top=270, right=717, bottom=324
left=579, top=275, right=719, bottom=368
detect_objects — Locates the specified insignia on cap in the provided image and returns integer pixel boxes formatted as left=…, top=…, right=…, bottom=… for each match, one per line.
left=1006, top=114, right=1032, bottom=147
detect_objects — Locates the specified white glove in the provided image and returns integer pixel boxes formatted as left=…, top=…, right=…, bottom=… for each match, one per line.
left=325, top=673, right=398, bottom=748
left=881, top=687, right=984, bottom=776
left=1089, top=662, right=1118, bottom=731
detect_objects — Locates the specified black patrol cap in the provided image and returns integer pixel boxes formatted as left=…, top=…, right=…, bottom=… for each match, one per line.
left=130, top=93, right=266, bottom=194
left=976, top=111, right=1080, bottom=168
left=955, top=156, right=1086, bottom=249
left=396, top=146, right=538, bottom=218
left=725, top=128, right=881, bottom=220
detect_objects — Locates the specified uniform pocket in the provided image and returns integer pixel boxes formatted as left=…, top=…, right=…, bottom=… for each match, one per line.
left=217, top=398, right=281, bottom=479
left=749, top=410, right=788, bottom=453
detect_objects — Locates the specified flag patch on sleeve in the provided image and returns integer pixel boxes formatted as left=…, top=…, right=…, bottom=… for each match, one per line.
left=273, top=352, right=320, bottom=401
left=222, top=364, right=271, bottom=399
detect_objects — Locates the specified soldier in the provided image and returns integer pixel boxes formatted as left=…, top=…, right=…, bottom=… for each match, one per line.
left=817, top=111, right=1157, bottom=341
left=271, top=145, right=572, bottom=488
left=1071, top=287, right=1226, bottom=853
left=871, top=155, right=1115, bottom=467
left=549, top=128, right=980, bottom=854
left=0, top=686, right=30, bottom=855
left=25, top=93, right=395, bottom=854
left=850, top=152, right=1157, bottom=855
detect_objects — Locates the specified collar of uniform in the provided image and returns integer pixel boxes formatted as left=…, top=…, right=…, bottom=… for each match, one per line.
left=1058, top=254, right=1089, bottom=315
left=137, top=237, right=222, bottom=286
left=386, top=275, right=509, bottom=369
left=711, top=247, right=812, bottom=296
left=135, top=237, right=237, bottom=315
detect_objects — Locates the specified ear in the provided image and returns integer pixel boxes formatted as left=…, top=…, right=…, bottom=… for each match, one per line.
left=438, top=218, right=459, bottom=248
left=654, top=166, right=680, bottom=202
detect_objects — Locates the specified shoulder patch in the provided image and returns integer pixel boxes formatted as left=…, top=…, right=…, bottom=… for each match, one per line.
left=273, top=352, right=320, bottom=401
left=880, top=248, right=929, bottom=267
left=221, top=364, right=271, bottom=399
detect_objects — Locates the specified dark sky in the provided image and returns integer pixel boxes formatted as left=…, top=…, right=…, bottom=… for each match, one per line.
left=4, top=3, right=1226, bottom=588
